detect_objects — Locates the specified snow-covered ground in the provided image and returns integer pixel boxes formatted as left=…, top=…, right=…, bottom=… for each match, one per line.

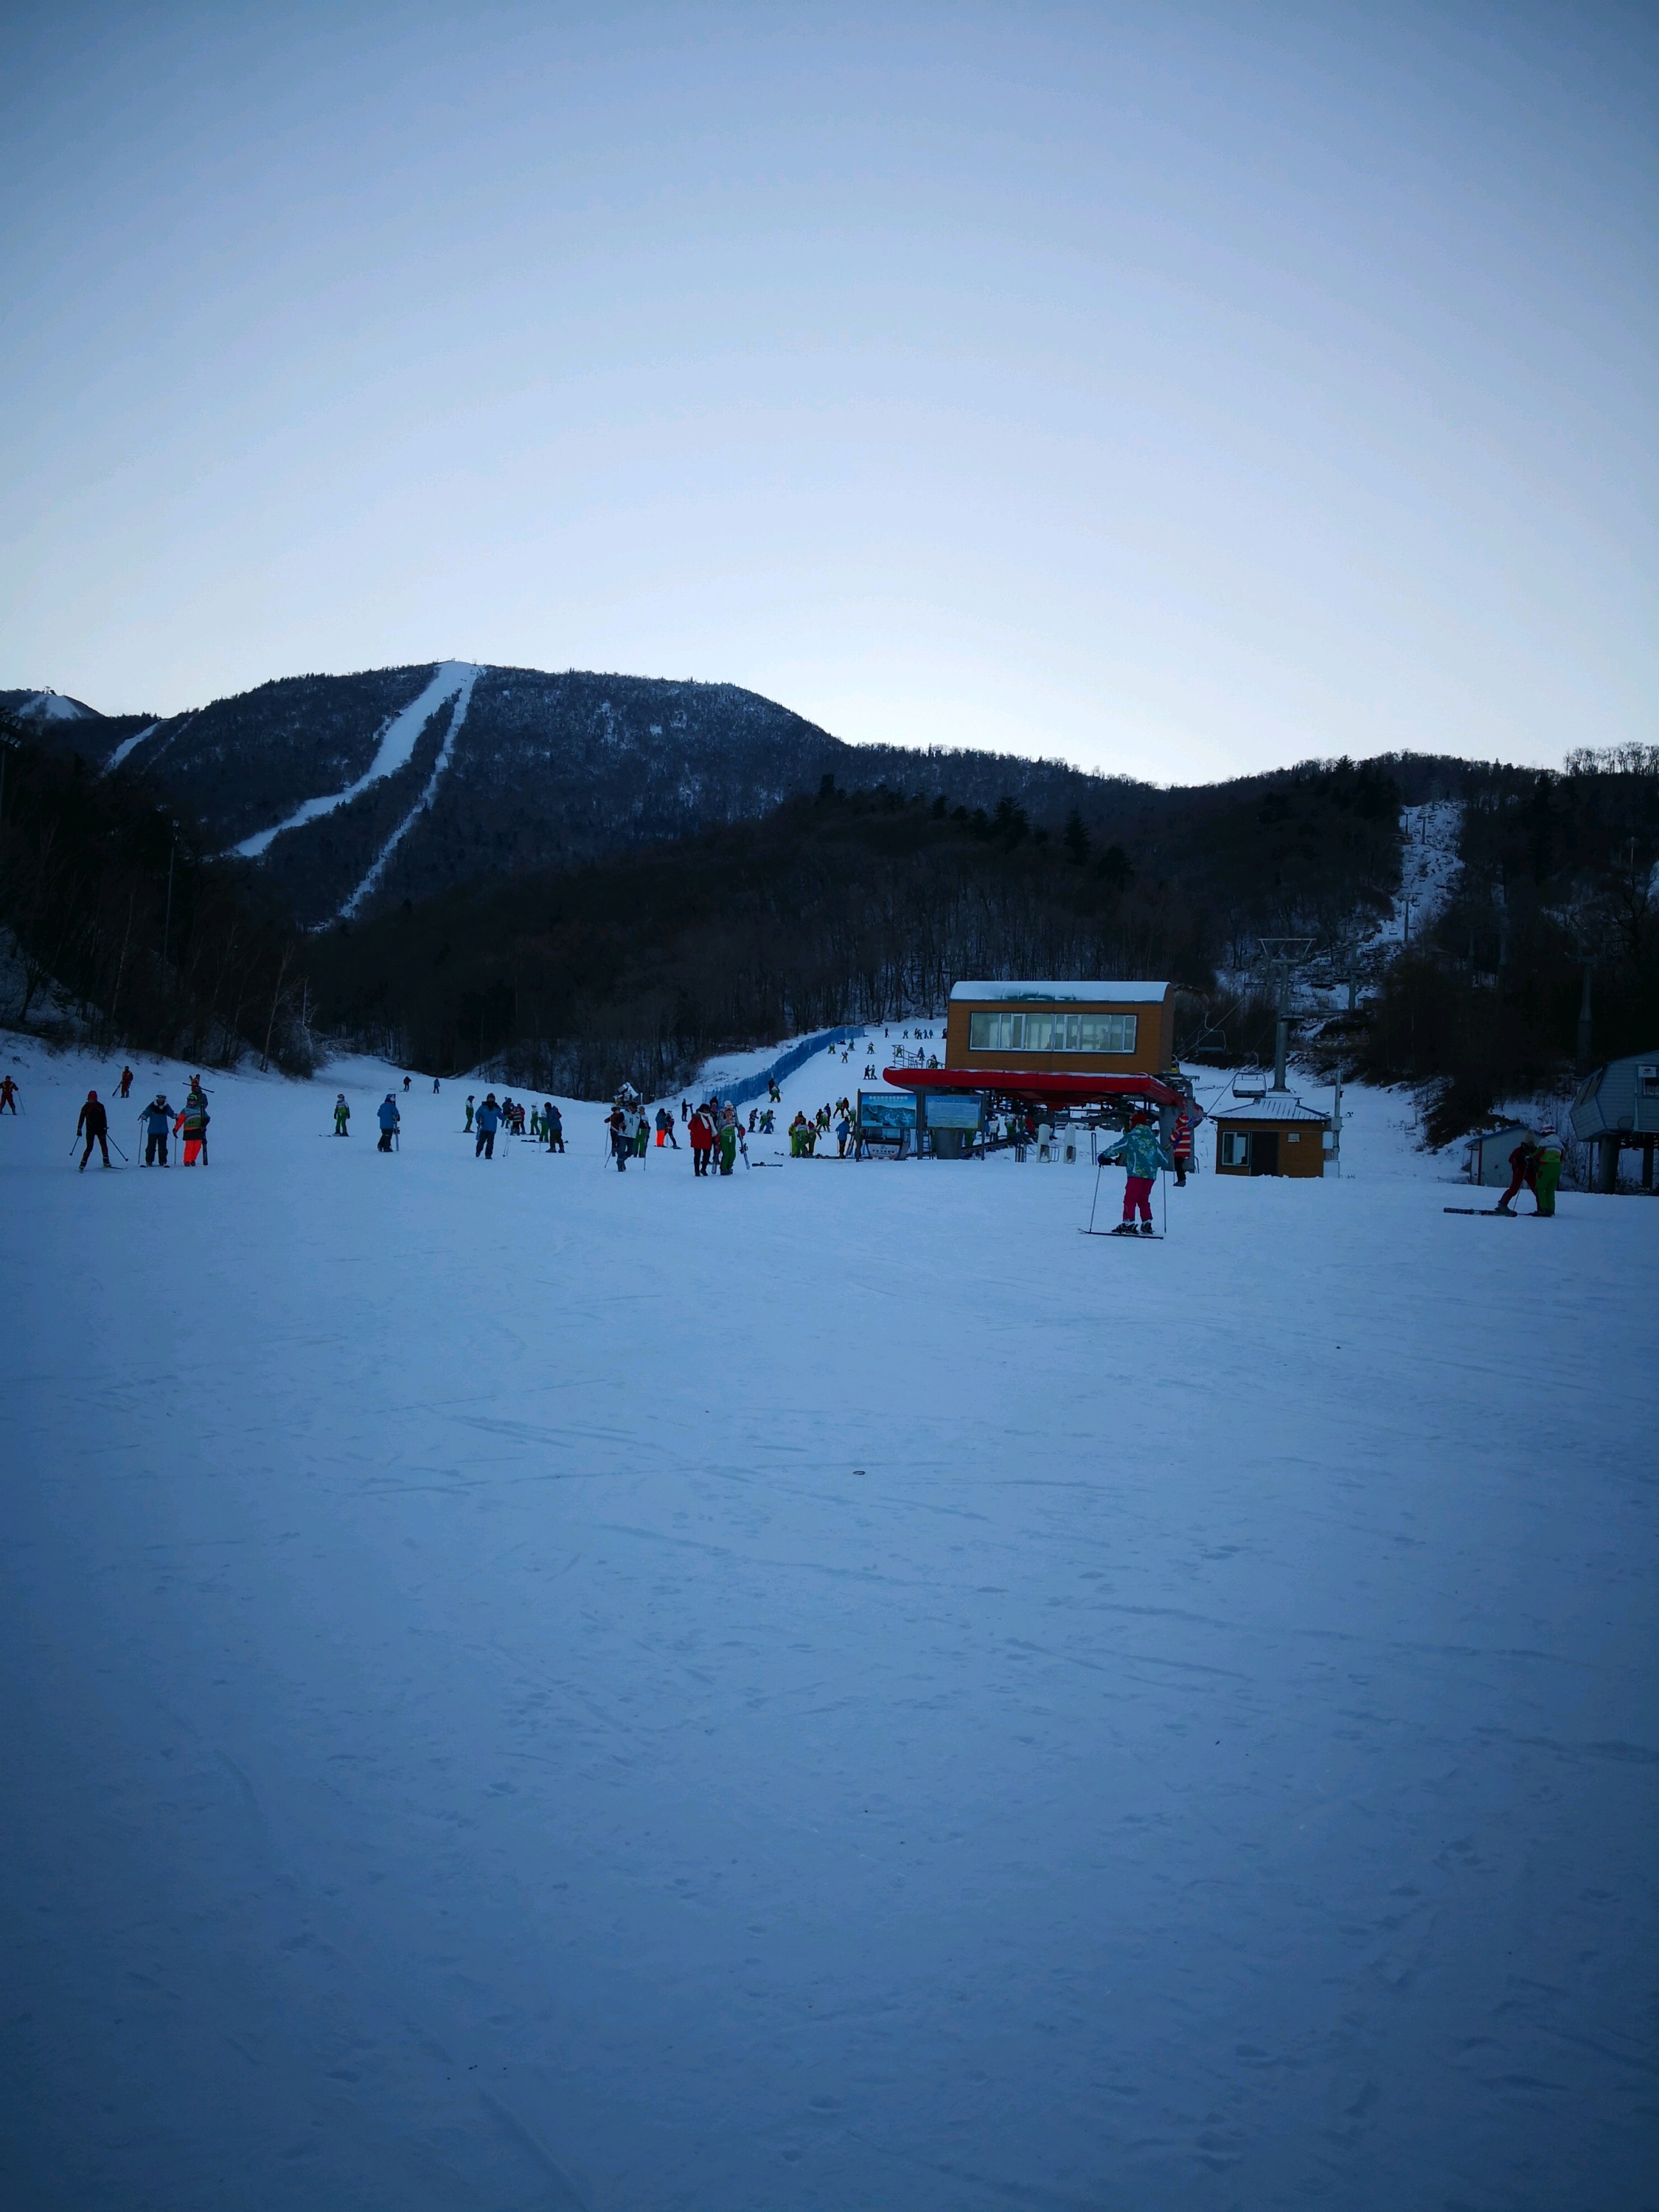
left=3, top=1033, right=1655, bottom=2211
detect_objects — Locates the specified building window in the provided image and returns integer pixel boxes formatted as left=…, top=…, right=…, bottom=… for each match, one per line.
left=968, top=1009, right=1138, bottom=1054
left=1219, top=1130, right=1248, bottom=1166
left=1641, top=1065, right=1658, bottom=1098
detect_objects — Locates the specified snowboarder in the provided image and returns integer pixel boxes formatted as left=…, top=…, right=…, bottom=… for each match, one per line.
left=77, top=1090, right=111, bottom=1169
left=545, top=1103, right=563, bottom=1152
left=1534, top=1127, right=1562, bottom=1217
left=333, top=1093, right=350, bottom=1135
left=1100, top=1110, right=1172, bottom=1235
left=118, top=1066, right=134, bottom=1099
left=465, top=1095, right=476, bottom=1132
left=474, top=1093, right=501, bottom=1158
left=1495, top=1135, right=1540, bottom=1215
left=689, top=1107, right=714, bottom=1175
left=140, top=1093, right=174, bottom=1166
left=1171, top=1108, right=1193, bottom=1187
left=0, top=1076, right=16, bottom=1114
left=377, top=1094, right=400, bottom=1152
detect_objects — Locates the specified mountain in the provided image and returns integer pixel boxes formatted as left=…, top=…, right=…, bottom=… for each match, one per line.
left=28, top=662, right=1164, bottom=929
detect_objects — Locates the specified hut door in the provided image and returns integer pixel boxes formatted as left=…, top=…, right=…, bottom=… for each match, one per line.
left=1249, top=1130, right=1279, bottom=1176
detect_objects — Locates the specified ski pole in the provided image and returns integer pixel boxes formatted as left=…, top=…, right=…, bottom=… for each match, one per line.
left=109, top=1135, right=129, bottom=1162
left=1088, top=1160, right=1103, bottom=1234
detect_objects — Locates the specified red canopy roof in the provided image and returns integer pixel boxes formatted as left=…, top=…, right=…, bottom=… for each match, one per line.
left=884, top=1065, right=1184, bottom=1108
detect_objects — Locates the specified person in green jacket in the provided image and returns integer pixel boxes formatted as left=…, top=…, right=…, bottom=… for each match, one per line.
left=1100, top=1111, right=1172, bottom=1235
left=718, top=1112, right=738, bottom=1175
left=333, top=1094, right=350, bottom=1135
left=1534, top=1126, right=1562, bottom=1216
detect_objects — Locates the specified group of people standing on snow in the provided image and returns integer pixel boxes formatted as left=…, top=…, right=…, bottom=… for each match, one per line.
left=69, top=1077, right=210, bottom=1170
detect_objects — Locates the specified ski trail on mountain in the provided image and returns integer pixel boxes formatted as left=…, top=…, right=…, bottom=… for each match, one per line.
left=335, top=667, right=479, bottom=920
left=232, top=661, right=479, bottom=859
left=101, top=723, right=159, bottom=776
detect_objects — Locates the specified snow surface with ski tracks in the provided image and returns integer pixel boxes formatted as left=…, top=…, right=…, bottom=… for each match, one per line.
left=1, top=1036, right=1654, bottom=2211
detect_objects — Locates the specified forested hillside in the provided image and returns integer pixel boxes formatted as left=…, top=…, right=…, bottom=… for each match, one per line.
left=305, top=765, right=1406, bottom=1098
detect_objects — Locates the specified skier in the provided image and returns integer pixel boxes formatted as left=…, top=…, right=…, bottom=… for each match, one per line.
left=118, top=1065, right=134, bottom=1099
left=1171, top=1108, right=1193, bottom=1187
left=465, top=1094, right=476, bottom=1133
left=377, top=1093, right=400, bottom=1152
left=140, top=1093, right=174, bottom=1166
left=655, top=1106, right=675, bottom=1148
left=403, top=1075, right=411, bottom=1092
left=717, top=1107, right=738, bottom=1176
left=333, top=1093, right=351, bottom=1135
left=1534, top=1126, right=1562, bottom=1216
left=174, top=1087, right=210, bottom=1165
left=635, top=1110, right=650, bottom=1158
left=432, top=1077, right=440, bottom=1095
left=545, top=1102, right=564, bottom=1152
left=474, top=1093, right=501, bottom=1158
left=607, top=1104, right=631, bottom=1172
left=1494, top=1134, right=1540, bottom=1215
left=835, top=1109, right=851, bottom=1156
left=1100, top=1110, right=1172, bottom=1236
left=77, top=1090, right=111, bottom=1170
left=0, top=1075, right=16, bottom=1113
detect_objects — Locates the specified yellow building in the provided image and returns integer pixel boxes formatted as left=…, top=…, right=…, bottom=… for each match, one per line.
left=945, top=980, right=1174, bottom=1081
left=1212, top=1096, right=1331, bottom=1178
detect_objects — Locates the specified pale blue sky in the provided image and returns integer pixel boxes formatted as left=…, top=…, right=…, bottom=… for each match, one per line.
left=2, top=1, right=1653, bottom=777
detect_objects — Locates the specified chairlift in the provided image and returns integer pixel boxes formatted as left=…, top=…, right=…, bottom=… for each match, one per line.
left=1232, top=1060, right=1267, bottom=1101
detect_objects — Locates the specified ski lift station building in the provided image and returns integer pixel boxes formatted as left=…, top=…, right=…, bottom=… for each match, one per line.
left=944, top=980, right=1175, bottom=1077
left=1211, top=1093, right=1332, bottom=1178
left=1569, top=1048, right=1659, bottom=1191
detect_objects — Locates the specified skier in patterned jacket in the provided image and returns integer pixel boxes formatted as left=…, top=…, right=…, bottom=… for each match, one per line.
left=1100, top=1111, right=1172, bottom=1235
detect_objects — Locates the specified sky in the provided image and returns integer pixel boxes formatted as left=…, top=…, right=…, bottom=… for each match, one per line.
left=1, top=1, right=1654, bottom=781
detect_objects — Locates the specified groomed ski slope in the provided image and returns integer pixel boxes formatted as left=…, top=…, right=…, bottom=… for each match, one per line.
left=1, top=1037, right=1655, bottom=2212
left=232, top=661, right=479, bottom=860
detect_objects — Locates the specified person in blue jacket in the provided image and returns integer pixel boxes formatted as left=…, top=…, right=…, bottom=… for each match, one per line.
left=473, top=1093, right=501, bottom=1159
left=1100, top=1110, right=1172, bottom=1234
left=376, top=1094, right=400, bottom=1152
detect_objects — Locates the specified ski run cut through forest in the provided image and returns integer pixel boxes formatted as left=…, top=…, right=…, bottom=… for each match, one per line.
left=2, top=1029, right=1655, bottom=2212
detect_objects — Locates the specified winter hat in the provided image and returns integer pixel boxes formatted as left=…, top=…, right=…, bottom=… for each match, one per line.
left=86, top=1089, right=97, bottom=1099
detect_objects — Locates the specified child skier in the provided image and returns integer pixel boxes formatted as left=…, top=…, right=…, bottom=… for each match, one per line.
left=1100, top=1110, right=1172, bottom=1235
left=141, top=1093, right=174, bottom=1166
left=333, top=1094, right=351, bottom=1135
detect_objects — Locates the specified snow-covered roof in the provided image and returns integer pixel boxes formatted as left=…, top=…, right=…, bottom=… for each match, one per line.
left=1212, top=1095, right=1331, bottom=1124
left=949, top=980, right=1170, bottom=1004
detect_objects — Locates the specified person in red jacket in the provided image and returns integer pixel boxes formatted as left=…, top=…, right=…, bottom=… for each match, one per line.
left=1495, top=1135, right=1540, bottom=1214
left=118, top=1065, right=134, bottom=1099
left=0, top=1075, right=18, bottom=1114
left=77, top=1091, right=110, bottom=1169
left=1171, top=1108, right=1194, bottom=1187
left=689, top=1107, right=714, bottom=1176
